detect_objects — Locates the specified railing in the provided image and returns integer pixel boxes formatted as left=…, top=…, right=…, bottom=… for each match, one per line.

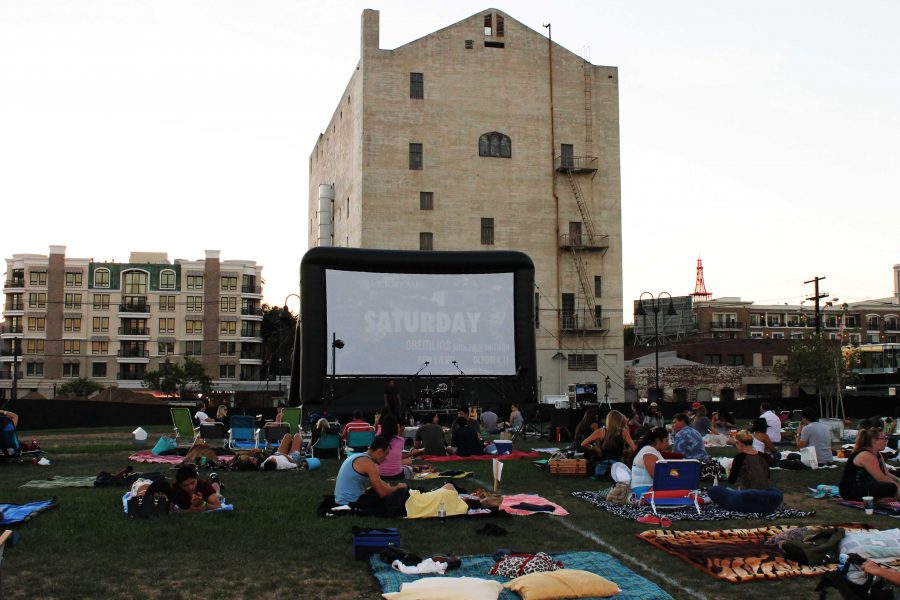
left=560, top=313, right=610, bottom=333
left=710, top=320, right=743, bottom=329
left=554, top=155, right=598, bottom=172
left=118, top=303, right=149, bottom=313
left=116, top=371, right=146, bottom=380
left=0, top=372, right=22, bottom=380
left=4, top=326, right=23, bottom=334
left=3, top=280, right=25, bottom=288
left=241, top=285, right=262, bottom=294
left=117, top=349, right=149, bottom=358
left=558, top=233, right=609, bottom=250
left=4, top=303, right=25, bottom=311
left=240, top=352, right=262, bottom=360
left=118, top=327, right=149, bottom=335
left=241, top=330, right=261, bottom=338
left=240, top=307, right=264, bottom=316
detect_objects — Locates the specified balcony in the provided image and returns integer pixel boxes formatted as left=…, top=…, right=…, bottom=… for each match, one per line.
left=5, top=302, right=25, bottom=311
left=0, top=372, right=22, bottom=380
left=711, top=320, right=743, bottom=330
left=241, top=285, right=262, bottom=295
left=241, top=307, right=264, bottom=316
left=117, top=349, right=149, bottom=358
left=554, top=155, right=598, bottom=173
left=3, top=280, right=25, bottom=289
left=560, top=312, right=610, bottom=334
left=240, top=351, right=262, bottom=360
left=116, top=370, right=147, bottom=381
left=558, top=233, right=609, bottom=251
left=118, top=302, right=150, bottom=314
left=2, top=326, right=23, bottom=334
left=118, top=327, right=149, bottom=336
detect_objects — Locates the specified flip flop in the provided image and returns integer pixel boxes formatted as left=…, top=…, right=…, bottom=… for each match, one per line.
left=637, top=514, right=660, bottom=524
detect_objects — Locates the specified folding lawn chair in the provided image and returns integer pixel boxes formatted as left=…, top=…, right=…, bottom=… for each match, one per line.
left=0, top=415, right=42, bottom=464
left=311, top=431, right=341, bottom=458
left=640, top=459, right=703, bottom=516
left=198, top=422, right=227, bottom=449
left=344, top=427, right=376, bottom=455
left=170, top=407, right=199, bottom=445
left=281, top=407, right=301, bottom=436
left=260, top=422, right=290, bottom=449
left=228, top=415, right=262, bottom=450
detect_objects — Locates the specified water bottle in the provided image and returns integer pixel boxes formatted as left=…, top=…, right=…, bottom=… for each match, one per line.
left=200, top=456, right=207, bottom=468
left=438, top=500, right=446, bottom=522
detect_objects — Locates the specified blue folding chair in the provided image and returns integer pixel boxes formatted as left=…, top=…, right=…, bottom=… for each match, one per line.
left=344, top=428, right=376, bottom=456
left=228, top=415, right=261, bottom=450
left=311, top=431, right=341, bottom=458
left=1, top=415, right=42, bottom=463
left=640, top=459, right=703, bottom=516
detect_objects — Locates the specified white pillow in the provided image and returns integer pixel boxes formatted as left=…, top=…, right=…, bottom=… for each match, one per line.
left=383, top=576, right=503, bottom=600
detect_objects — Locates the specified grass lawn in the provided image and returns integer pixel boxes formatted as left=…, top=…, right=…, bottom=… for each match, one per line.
left=1, top=427, right=897, bottom=600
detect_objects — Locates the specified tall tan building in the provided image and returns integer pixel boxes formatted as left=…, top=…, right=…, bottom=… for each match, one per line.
left=1, top=246, right=265, bottom=399
left=308, top=9, right=623, bottom=400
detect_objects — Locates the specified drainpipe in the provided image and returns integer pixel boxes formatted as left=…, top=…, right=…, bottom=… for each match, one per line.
left=545, top=23, right=561, bottom=351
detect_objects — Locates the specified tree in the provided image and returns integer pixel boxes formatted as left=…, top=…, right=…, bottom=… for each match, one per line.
left=56, top=377, right=104, bottom=398
left=774, top=334, right=860, bottom=417
left=261, top=303, right=297, bottom=382
left=142, top=357, right=212, bottom=399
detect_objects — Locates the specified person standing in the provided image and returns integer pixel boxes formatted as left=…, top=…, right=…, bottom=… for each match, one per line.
left=796, top=407, right=834, bottom=466
left=759, top=402, right=782, bottom=444
left=383, top=379, right=402, bottom=419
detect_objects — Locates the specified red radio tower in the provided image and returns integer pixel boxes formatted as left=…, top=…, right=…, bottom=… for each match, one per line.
left=691, top=257, right=712, bottom=301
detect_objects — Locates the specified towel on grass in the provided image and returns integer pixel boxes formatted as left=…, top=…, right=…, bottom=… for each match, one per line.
left=129, top=451, right=234, bottom=465
left=0, top=498, right=59, bottom=525
left=573, top=489, right=814, bottom=522
left=370, top=550, right=673, bottom=599
left=835, top=498, right=900, bottom=517
left=20, top=476, right=97, bottom=489
left=413, top=470, right=474, bottom=480
left=501, top=494, right=568, bottom=516
left=420, top=450, right=539, bottom=463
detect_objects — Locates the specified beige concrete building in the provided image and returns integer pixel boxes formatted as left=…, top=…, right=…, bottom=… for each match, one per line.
left=308, top=9, right=624, bottom=401
left=1, top=246, right=265, bottom=399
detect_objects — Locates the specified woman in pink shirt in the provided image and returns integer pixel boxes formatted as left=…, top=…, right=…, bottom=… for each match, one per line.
left=376, top=414, right=407, bottom=478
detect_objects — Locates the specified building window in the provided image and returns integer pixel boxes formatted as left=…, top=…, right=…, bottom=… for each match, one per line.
left=534, top=292, right=540, bottom=329
left=704, top=354, right=722, bottom=365
left=221, top=297, right=237, bottom=313
left=568, top=353, right=597, bottom=371
left=419, top=232, right=433, bottom=251
left=93, top=268, right=110, bottom=288
left=790, top=332, right=804, bottom=340
left=28, top=292, right=47, bottom=308
left=92, top=341, right=108, bottom=355
left=478, top=132, right=511, bottom=158
left=220, top=342, right=236, bottom=356
left=481, top=218, right=495, bottom=245
left=158, top=342, right=174, bottom=356
left=241, top=322, right=260, bottom=337
left=28, top=317, right=46, bottom=332
left=220, top=321, right=237, bottom=335
left=63, top=363, right=80, bottom=378
left=751, top=332, right=763, bottom=339
left=91, top=316, right=108, bottom=333
left=63, top=340, right=81, bottom=355
left=92, top=362, right=107, bottom=378
left=184, top=341, right=202, bottom=356
left=594, top=276, right=602, bottom=298
left=159, top=318, right=175, bottom=334
left=409, top=72, right=424, bottom=99
left=64, top=317, right=82, bottom=332
left=409, top=143, right=423, bottom=170
left=186, top=296, right=203, bottom=312
left=186, top=274, right=204, bottom=290
left=867, top=333, right=879, bottom=344
left=561, top=293, right=575, bottom=329
left=159, top=269, right=176, bottom=290
left=25, top=339, right=44, bottom=354
left=123, top=271, right=148, bottom=294
left=186, top=319, right=203, bottom=334
left=65, top=272, right=83, bottom=287
left=26, top=362, right=43, bottom=377
left=93, top=294, right=110, bottom=310
left=219, top=364, right=236, bottom=379
left=594, top=305, right=603, bottom=324
left=727, top=354, right=745, bottom=366
left=772, top=332, right=785, bottom=340
left=221, top=275, right=237, bottom=291
left=484, top=14, right=492, bottom=35
left=159, top=296, right=175, bottom=312
left=496, top=15, right=504, bottom=36
left=419, top=191, right=433, bottom=210
left=29, top=271, right=47, bottom=286
left=64, top=293, right=82, bottom=309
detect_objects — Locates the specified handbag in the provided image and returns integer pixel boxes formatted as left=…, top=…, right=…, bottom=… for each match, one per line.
left=606, top=482, right=631, bottom=505
left=151, top=436, right=177, bottom=456
left=127, top=494, right=170, bottom=518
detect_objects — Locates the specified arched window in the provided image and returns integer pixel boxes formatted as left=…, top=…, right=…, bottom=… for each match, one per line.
left=159, top=269, right=176, bottom=290
left=93, top=268, right=110, bottom=288
left=478, top=132, right=511, bottom=158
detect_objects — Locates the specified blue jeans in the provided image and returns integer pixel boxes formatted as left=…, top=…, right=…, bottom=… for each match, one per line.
left=708, top=486, right=783, bottom=513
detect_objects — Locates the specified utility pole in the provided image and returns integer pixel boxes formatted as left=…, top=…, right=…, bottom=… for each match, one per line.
left=11, top=338, right=19, bottom=402
left=804, top=276, right=828, bottom=335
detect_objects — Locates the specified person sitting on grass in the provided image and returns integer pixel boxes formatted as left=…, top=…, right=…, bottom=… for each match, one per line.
left=261, top=433, right=305, bottom=471
left=334, top=435, right=409, bottom=516
left=708, top=429, right=783, bottom=513
left=168, top=465, right=222, bottom=512
left=581, top=409, right=637, bottom=477
left=377, top=414, right=411, bottom=478
left=750, top=417, right=779, bottom=464
left=630, top=427, right=670, bottom=498
left=573, top=407, right=599, bottom=449
left=839, top=427, right=900, bottom=502
left=341, top=410, right=372, bottom=442
left=796, top=406, right=835, bottom=466
left=450, top=416, right=484, bottom=457
left=691, top=405, right=712, bottom=435
left=671, top=413, right=707, bottom=461
left=507, top=403, right=524, bottom=432
left=410, top=413, right=451, bottom=457
left=712, top=409, right=736, bottom=435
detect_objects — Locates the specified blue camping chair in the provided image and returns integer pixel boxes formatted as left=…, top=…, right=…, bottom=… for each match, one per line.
left=344, top=428, right=376, bottom=456
left=260, top=422, right=291, bottom=449
left=640, top=459, right=703, bottom=516
left=311, top=431, right=341, bottom=458
left=228, top=415, right=261, bottom=450
left=0, top=415, right=42, bottom=464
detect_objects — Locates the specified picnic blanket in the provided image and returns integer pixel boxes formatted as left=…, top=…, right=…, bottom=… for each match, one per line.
left=501, top=493, right=568, bottom=516
left=0, top=498, right=59, bottom=525
left=20, top=476, right=97, bottom=489
left=835, top=498, right=900, bottom=517
left=128, top=451, right=235, bottom=465
left=419, top=450, right=539, bottom=462
left=573, top=489, right=815, bottom=522
left=121, top=492, right=234, bottom=514
left=636, top=524, right=881, bottom=583
left=412, top=470, right=474, bottom=480
left=370, top=550, right=673, bottom=599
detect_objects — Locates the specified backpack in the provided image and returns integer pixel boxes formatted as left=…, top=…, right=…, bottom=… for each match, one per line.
left=815, top=553, right=894, bottom=599
left=127, top=493, right=170, bottom=519
left=782, top=528, right=846, bottom=566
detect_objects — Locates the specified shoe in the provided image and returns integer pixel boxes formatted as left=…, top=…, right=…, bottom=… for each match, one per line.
left=637, top=514, right=661, bottom=525
left=209, top=472, right=223, bottom=491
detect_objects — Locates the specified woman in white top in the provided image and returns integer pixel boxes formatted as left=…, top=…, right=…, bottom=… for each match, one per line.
left=630, top=427, right=670, bottom=497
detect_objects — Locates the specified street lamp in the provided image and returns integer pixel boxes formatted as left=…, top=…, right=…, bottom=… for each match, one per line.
left=330, top=333, right=344, bottom=407
left=635, top=292, right=677, bottom=403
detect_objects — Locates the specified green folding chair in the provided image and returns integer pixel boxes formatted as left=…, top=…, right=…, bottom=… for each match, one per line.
left=170, top=407, right=198, bottom=445
left=281, top=407, right=301, bottom=436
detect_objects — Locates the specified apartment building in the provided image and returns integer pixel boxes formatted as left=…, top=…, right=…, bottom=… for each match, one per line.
left=308, top=9, right=624, bottom=399
left=1, top=246, right=264, bottom=399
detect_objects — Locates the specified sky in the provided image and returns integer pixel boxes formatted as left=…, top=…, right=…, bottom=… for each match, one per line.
left=2, top=1, right=898, bottom=323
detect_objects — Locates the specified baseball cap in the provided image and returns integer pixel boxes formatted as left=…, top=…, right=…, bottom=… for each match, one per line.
left=691, top=402, right=702, bottom=408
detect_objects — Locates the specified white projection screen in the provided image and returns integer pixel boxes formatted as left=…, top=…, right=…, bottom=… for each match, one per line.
left=325, top=269, right=516, bottom=376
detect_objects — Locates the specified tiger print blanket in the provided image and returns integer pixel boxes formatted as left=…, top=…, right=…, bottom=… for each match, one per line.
left=636, top=524, right=895, bottom=583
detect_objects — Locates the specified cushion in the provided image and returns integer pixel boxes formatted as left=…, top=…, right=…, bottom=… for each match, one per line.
left=383, top=576, right=503, bottom=600
left=504, top=569, right=620, bottom=600
left=490, top=552, right=562, bottom=578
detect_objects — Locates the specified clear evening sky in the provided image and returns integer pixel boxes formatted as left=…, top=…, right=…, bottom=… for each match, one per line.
left=2, top=1, right=897, bottom=322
